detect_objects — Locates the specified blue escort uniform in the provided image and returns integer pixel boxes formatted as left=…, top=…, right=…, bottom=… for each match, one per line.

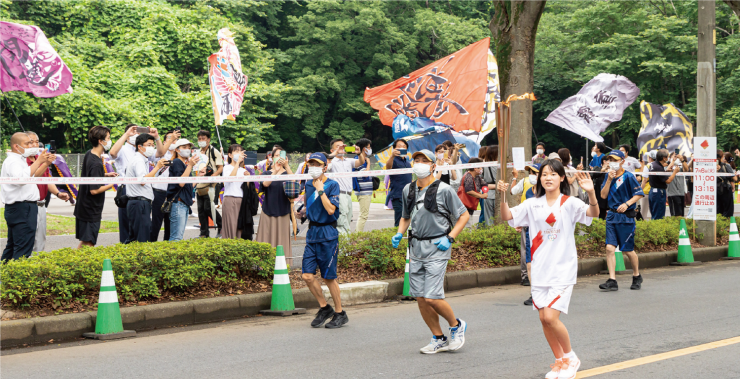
left=303, top=175, right=341, bottom=279
left=601, top=170, right=643, bottom=252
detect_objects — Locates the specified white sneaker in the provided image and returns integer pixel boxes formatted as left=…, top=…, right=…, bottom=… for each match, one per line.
left=545, top=359, right=563, bottom=379
left=447, top=318, right=467, bottom=351
left=558, top=357, right=581, bottom=379
left=419, top=337, right=449, bottom=354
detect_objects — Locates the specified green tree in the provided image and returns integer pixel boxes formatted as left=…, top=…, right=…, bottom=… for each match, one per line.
left=1, top=0, right=286, bottom=152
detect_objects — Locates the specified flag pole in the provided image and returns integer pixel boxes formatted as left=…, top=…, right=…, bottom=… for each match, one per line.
left=214, top=124, right=225, bottom=156
left=2, top=93, right=26, bottom=132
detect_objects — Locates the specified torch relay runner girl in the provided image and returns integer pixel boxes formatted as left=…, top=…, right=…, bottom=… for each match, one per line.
left=498, top=160, right=599, bottom=379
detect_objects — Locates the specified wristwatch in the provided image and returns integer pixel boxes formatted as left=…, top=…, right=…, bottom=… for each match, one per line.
left=317, top=190, right=324, bottom=197
left=446, top=235, right=455, bottom=244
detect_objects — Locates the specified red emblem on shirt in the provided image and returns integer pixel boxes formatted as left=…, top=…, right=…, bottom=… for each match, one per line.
left=531, top=231, right=544, bottom=259
left=546, top=213, right=557, bottom=227
left=560, top=195, right=569, bottom=207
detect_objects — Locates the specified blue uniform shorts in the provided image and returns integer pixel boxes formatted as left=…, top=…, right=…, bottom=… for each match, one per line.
left=606, top=222, right=636, bottom=252
left=302, top=239, right=339, bottom=280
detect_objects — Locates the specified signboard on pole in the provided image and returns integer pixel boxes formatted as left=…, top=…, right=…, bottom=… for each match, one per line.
left=692, top=137, right=717, bottom=220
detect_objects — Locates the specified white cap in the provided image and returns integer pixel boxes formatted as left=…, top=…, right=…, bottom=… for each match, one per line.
left=173, top=138, right=193, bottom=149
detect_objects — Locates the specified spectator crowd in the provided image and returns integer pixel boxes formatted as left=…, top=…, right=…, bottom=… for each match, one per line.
left=2, top=125, right=739, bottom=267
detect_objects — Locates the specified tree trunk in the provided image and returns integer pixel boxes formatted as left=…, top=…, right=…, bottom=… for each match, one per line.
left=724, top=0, right=740, bottom=18
left=489, top=1, right=546, bottom=220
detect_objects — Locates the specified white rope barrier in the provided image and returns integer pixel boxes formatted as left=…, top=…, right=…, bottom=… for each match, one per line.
left=0, top=160, right=735, bottom=185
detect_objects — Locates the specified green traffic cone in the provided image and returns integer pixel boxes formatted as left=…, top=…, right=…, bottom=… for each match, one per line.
left=83, top=259, right=135, bottom=340
left=261, top=246, right=306, bottom=316
left=614, top=246, right=627, bottom=272
left=722, top=217, right=740, bottom=260
left=402, top=247, right=411, bottom=297
left=672, top=219, right=701, bottom=266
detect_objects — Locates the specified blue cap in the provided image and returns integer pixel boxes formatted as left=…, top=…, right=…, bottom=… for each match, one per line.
left=526, top=163, right=541, bottom=172
left=607, top=150, right=625, bottom=160
left=411, top=149, right=436, bottom=163
left=308, top=152, right=327, bottom=166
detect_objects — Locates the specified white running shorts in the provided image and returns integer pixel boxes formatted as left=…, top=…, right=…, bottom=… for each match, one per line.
left=531, top=285, right=574, bottom=314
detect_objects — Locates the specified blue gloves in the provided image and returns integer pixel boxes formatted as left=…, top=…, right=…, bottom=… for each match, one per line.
left=434, top=236, right=451, bottom=251
left=391, top=233, right=403, bottom=248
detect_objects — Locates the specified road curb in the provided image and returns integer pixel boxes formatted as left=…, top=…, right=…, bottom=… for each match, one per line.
left=1, top=246, right=729, bottom=348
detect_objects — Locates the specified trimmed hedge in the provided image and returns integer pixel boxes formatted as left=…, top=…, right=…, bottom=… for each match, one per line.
left=338, top=215, right=738, bottom=275
left=1, top=239, right=274, bottom=309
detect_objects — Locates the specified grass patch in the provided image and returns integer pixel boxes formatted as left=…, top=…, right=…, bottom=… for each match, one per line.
left=0, top=208, right=118, bottom=238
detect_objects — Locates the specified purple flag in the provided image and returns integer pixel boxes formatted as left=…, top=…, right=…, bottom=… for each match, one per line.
left=545, top=73, right=639, bottom=142
left=1, top=21, right=73, bottom=97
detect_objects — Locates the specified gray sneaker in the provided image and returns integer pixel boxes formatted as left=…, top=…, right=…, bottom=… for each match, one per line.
left=420, top=337, right=449, bottom=354
left=447, top=318, right=467, bottom=351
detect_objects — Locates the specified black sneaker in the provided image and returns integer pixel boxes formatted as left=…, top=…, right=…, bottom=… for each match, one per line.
left=523, top=296, right=533, bottom=306
left=521, top=278, right=530, bottom=286
left=325, top=311, right=348, bottom=329
left=599, top=279, right=618, bottom=291
left=311, top=305, right=334, bottom=328
left=630, top=275, right=643, bottom=290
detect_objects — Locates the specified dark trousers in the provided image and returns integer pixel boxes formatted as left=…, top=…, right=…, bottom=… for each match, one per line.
left=196, top=192, right=221, bottom=237
left=150, top=190, right=171, bottom=242
left=649, top=188, right=667, bottom=220
left=2, top=202, right=38, bottom=261
left=668, top=195, right=685, bottom=217
left=719, top=190, right=735, bottom=218
left=125, top=199, right=152, bottom=244
left=118, top=186, right=130, bottom=243
left=391, top=198, right=403, bottom=227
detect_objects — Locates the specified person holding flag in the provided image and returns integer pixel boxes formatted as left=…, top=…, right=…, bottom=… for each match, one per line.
left=598, top=150, right=644, bottom=291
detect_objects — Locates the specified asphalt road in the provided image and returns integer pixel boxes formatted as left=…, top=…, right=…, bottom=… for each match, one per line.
left=2, top=260, right=739, bottom=379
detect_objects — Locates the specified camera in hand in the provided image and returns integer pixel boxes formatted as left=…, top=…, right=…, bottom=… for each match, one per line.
left=49, top=140, right=57, bottom=154
left=136, top=126, right=149, bottom=134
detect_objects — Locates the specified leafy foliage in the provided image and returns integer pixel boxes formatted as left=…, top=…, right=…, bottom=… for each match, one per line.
left=0, top=238, right=274, bottom=308
left=3, top=1, right=739, bottom=155
left=1, top=0, right=285, bottom=152
left=534, top=1, right=740, bottom=157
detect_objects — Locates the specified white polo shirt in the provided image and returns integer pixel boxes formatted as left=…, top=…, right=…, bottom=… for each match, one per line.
left=125, top=153, right=154, bottom=200
left=0, top=152, right=40, bottom=204
left=329, top=156, right=357, bottom=192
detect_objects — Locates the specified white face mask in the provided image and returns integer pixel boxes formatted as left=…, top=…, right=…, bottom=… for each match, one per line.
left=529, top=175, right=537, bottom=185
left=128, top=135, right=138, bottom=145
left=537, top=149, right=544, bottom=155
left=142, top=146, right=156, bottom=158
left=103, top=140, right=112, bottom=151
left=21, top=146, right=39, bottom=158
left=609, top=162, right=621, bottom=171
left=591, top=151, right=597, bottom=158
left=198, top=141, right=208, bottom=148
left=437, top=153, right=444, bottom=161
left=413, top=163, right=432, bottom=179
left=674, top=159, right=681, bottom=165
left=179, top=149, right=191, bottom=158
left=308, top=166, right=323, bottom=179
left=168, top=144, right=176, bottom=151
left=365, top=148, right=372, bottom=156
left=336, top=152, right=345, bottom=157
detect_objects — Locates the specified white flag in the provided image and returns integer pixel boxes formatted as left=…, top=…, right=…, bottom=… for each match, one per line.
left=544, top=73, right=640, bottom=142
